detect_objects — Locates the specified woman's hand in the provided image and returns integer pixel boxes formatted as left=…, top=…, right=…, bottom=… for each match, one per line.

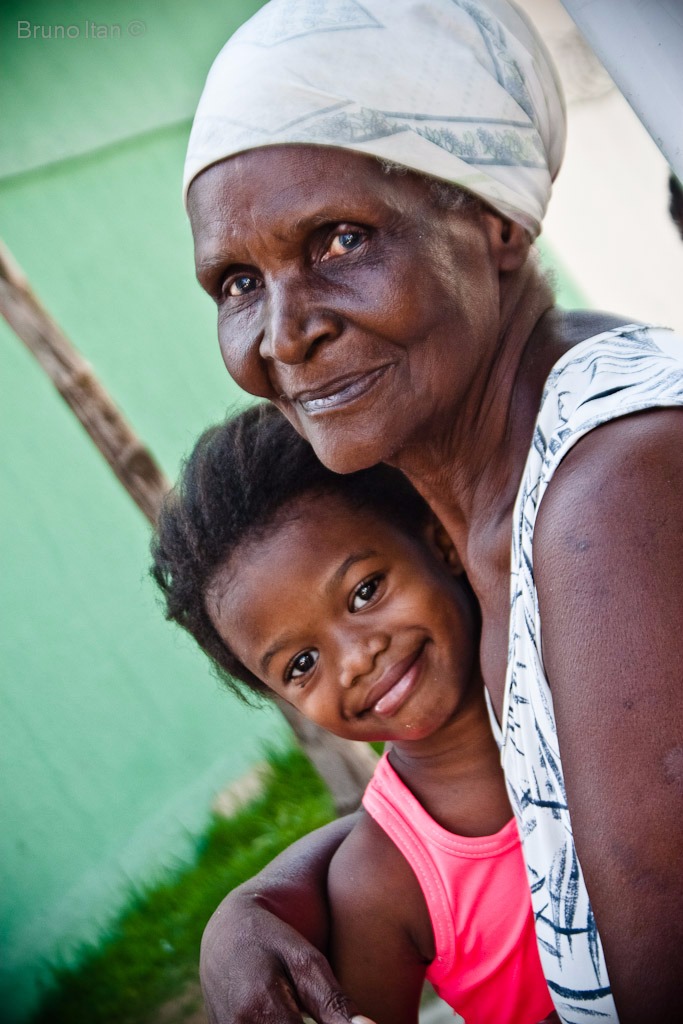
left=201, top=891, right=370, bottom=1024
left=199, top=815, right=371, bottom=1024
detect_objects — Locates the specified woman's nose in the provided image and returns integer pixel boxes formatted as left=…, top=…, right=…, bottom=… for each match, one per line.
left=259, top=277, right=342, bottom=365
left=337, top=630, right=389, bottom=689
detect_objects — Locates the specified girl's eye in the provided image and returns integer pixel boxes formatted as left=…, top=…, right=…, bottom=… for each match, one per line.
left=350, top=575, right=384, bottom=612
left=323, top=228, right=366, bottom=260
left=225, top=274, right=260, bottom=298
left=286, top=649, right=319, bottom=682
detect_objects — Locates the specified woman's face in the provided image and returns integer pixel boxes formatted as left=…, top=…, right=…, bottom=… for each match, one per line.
left=188, top=145, right=505, bottom=473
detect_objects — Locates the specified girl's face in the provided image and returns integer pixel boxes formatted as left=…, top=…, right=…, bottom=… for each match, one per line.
left=206, top=492, right=479, bottom=744
left=188, top=145, right=504, bottom=475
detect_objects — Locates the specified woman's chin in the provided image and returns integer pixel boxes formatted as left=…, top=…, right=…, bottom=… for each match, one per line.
left=282, top=414, right=391, bottom=474
left=309, top=432, right=391, bottom=475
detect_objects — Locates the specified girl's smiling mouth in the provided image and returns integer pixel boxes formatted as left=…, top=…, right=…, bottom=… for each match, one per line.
left=360, top=641, right=428, bottom=719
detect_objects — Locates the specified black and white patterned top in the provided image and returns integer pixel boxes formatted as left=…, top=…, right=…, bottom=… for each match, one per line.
left=486, top=324, right=683, bottom=1024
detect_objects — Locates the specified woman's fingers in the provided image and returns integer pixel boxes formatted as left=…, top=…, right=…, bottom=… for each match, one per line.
left=203, top=953, right=369, bottom=1024
left=200, top=895, right=374, bottom=1024
left=289, top=947, right=375, bottom=1024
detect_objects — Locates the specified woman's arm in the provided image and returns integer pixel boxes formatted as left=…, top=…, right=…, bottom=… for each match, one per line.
left=327, top=812, right=431, bottom=1024
left=534, top=408, right=683, bottom=1023
left=200, top=814, right=372, bottom=1024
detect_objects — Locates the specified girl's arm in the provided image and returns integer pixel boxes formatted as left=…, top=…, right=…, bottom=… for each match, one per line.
left=199, top=815, right=366, bottom=1024
left=534, top=408, right=683, bottom=1023
left=327, top=811, right=432, bottom=1024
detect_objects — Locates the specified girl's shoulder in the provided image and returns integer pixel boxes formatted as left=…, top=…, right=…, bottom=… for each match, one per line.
left=328, top=807, right=434, bottom=961
left=326, top=809, right=433, bottom=1024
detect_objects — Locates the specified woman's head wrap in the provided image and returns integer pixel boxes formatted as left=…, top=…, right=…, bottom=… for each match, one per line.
left=184, top=0, right=565, bottom=238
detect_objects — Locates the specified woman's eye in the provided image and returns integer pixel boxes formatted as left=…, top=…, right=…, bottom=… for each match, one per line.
left=225, top=274, right=260, bottom=298
left=323, top=229, right=365, bottom=260
left=350, top=575, right=384, bottom=612
left=286, top=649, right=319, bottom=681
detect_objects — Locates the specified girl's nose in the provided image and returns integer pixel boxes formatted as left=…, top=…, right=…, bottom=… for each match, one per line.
left=259, top=277, right=342, bottom=365
left=337, top=630, right=390, bottom=690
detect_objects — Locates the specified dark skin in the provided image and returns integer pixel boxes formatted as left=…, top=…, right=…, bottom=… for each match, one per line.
left=205, top=492, right=542, bottom=1023
left=189, top=145, right=683, bottom=1023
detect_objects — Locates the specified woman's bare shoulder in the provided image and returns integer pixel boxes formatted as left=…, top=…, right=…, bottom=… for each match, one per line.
left=534, top=405, right=683, bottom=687
left=533, top=406, right=683, bottom=1019
left=536, top=403, right=683, bottom=547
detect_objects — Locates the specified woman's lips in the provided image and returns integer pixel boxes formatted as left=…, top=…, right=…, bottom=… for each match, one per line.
left=296, top=366, right=389, bottom=413
left=362, top=643, right=427, bottom=719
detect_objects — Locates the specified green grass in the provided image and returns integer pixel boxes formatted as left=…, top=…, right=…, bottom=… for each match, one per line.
left=32, top=745, right=335, bottom=1024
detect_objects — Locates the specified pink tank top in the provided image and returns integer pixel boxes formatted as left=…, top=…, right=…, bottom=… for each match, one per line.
left=362, top=754, right=553, bottom=1024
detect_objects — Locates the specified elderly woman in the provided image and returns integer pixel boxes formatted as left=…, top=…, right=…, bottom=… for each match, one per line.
left=182, top=1, right=683, bottom=1022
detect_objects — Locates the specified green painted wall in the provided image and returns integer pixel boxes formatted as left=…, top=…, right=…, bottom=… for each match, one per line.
left=0, top=2, right=584, bottom=1019
left=0, top=1, right=278, bottom=1021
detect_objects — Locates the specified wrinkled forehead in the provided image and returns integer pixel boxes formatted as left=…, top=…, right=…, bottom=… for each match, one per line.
left=186, top=144, right=439, bottom=264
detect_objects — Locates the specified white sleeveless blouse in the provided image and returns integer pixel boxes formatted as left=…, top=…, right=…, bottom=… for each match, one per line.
left=486, top=324, right=683, bottom=1023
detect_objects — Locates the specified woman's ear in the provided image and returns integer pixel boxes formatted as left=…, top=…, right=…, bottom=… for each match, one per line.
left=481, top=211, right=531, bottom=272
left=423, top=516, right=464, bottom=575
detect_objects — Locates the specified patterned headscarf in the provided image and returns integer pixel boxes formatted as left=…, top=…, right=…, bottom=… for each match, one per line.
left=183, top=0, right=565, bottom=238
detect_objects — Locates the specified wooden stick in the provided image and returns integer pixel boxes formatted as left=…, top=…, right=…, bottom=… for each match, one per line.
left=0, top=239, right=169, bottom=524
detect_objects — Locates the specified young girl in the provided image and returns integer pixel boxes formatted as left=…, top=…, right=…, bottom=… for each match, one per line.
left=151, top=404, right=556, bottom=1024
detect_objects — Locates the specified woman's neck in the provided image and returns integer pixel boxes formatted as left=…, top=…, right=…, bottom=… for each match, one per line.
left=391, top=262, right=567, bottom=591
left=386, top=261, right=576, bottom=713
